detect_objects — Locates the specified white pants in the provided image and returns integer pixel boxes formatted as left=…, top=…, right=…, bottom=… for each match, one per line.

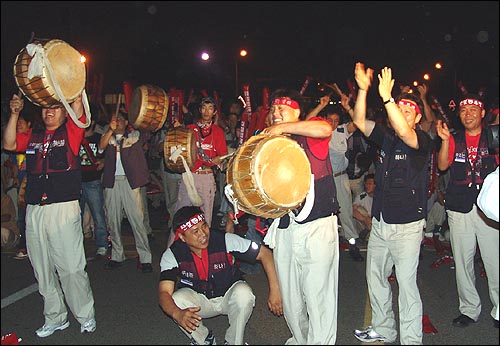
left=173, top=281, right=255, bottom=345
left=366, top=215, right=425, bottom=345
left=176, top=173, right=216, bottom=228
left=447, top=205, right=499, bottom=321
left=334, top=173, right=358, bottom=240
left=26, top=200, right=95, bottom=326
left=272, top=214, right=339, bottom=345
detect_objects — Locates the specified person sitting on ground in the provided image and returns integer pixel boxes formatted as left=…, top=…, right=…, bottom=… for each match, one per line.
left=158, top=206, right=282, bottom=345
left=352, top=173, right=375, bottom=242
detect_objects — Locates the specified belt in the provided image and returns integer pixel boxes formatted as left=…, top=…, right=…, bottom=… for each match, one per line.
left=333, top=169, right=347, bottom=178
left=194, top=169, right=213, bottom=175
left=39, top=201, right=52, bottom=206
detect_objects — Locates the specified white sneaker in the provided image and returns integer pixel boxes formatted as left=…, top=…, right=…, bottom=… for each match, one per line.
left=353, top=326, right=392, bottom=343
left=96, top=247, right=107, bottom=256
left=81, top=318, right=96, bottom=333
left=35, top=321, right=70, bottom=338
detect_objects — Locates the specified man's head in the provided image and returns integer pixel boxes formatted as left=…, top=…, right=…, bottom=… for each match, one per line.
left=172, top=206, right=210, bottom=252
left=364, top=173, right=376, bottom=196
left=113, top=111, right=129, bottom=134
left=269, top=88, right=302, bottom=124
left=16, top=113, right=32, bottom=134
left=226, top=112, right=239, bottom=130
left=199, top=97, right=217, bottom=122
left=324, top=105, right=344, bottom=130
left=228, top=100, right=243, bottom=116
left=395, top=92, right=424, bottom=129
left=41, top=105, right=67, bottom=131
left=458, top=93, right=486, bottom=134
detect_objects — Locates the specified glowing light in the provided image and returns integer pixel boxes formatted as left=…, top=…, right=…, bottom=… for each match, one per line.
left=239, top=49, right=248, bottom=57
left=423, top=73, right=430, bottom=81
left=435, top=62, right=442, bottom=69
left=413, top=81, right=418, bottom=87
left=80, top=55, right=86, bottom=63
left=201, top=52, right=210, bottom=61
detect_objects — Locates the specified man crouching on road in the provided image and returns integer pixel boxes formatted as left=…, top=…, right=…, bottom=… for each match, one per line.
left=158, top=206, right=282, bottom=345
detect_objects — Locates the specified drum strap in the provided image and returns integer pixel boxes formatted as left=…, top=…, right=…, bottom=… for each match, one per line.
left=169, top=146, right=203, bottom=207
left=26, top=43, right=91, bottom=129
left=224, top=184, right=240, bottom=225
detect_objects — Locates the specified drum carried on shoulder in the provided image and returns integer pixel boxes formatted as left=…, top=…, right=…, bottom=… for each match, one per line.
left=13, top=38, right=86, bottom=108
left=226, top=134, right=311, bottom=218
left=163, top=127, right=197, bottom=173
left=128, top=84, right=169, bottom=132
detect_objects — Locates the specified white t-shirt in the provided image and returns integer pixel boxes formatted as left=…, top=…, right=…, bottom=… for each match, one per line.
left=477, top=166, right=499, bottom=222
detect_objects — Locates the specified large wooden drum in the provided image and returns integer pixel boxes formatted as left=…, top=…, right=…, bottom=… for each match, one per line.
left=13, top=39, right=86, bottom=107
left=128, top=85, right=169, bottom=132
left=227, top=134, right=311, bottom=218
left=163, top=127, right=197, bottom=173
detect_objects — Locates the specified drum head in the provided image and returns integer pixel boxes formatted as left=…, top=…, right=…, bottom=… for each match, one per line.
left=254, top=136, right=310, bottom=207
left=128, top=86, right=146, bottom=126
left=45, top=40, right=86, bottom=101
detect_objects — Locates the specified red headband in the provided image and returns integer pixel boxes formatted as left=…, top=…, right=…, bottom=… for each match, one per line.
left=460, top=98, right=484, bottom=109
left=174, top=213, right=205, bottom=241
left=272, top=97, right=300, bottom=110
left=398, top=100, right=422, bottom=115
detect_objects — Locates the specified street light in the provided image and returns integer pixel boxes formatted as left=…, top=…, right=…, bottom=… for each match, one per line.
left=235, top=49, right=248, bottom=96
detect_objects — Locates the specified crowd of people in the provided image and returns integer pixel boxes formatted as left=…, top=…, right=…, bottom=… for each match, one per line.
left=1, top=59, right=499, bottom=345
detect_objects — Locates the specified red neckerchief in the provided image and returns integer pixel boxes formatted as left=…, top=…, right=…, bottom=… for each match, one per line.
left=191, top=248, right=209, bottom=281
left=197, top=120, right=213, bottom=138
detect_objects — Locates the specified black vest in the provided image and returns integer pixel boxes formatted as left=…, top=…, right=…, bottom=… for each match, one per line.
left=278, top=134, right=338, bottom=228
left=445, top=129, right=497, bottom=213
left=170, top=231, right=243, bottom=299
left=372, top=128, right=430, bottom=223
left=25, top=124, right=81, bottom=205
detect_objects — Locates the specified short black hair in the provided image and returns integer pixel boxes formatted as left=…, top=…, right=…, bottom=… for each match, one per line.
left=364, top=173, right=375, bottom=182
left=172, top=206, right=205, bottom=232
left=269, top=88, right=303, bottom=113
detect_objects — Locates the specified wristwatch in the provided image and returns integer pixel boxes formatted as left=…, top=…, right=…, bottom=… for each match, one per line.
left=383, top=97, right=395, bottom=105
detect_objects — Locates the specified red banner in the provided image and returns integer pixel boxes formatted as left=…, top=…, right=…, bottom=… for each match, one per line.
left=123, top=80, right=135, bottom=113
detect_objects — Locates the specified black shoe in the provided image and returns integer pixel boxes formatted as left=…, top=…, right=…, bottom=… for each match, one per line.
left=141, top=263, right=153, bottom=273
left=349, top=245, right=364, bottom=262
left=104, top=260, right=123, bottom=270
left=452, top=314, right=476, bottom=328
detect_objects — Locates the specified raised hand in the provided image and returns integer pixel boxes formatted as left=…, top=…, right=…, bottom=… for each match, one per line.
left=435, top=120, right=450, bottom=142
left=354, top=62, right=374, bottom=91
left=377, top=67, right=395, bottom=101
left=10, top=93, right=24, bottom=115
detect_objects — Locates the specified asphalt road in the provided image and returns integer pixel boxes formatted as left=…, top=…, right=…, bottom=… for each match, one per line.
left=1, top=206, right=498, bottom=345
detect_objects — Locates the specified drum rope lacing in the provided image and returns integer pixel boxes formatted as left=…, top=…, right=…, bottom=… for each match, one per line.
left=26, top=43, right=91, bottom=128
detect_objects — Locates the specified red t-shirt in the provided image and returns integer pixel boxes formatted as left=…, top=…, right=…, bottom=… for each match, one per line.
left=16, top=114, right=86, bottom=156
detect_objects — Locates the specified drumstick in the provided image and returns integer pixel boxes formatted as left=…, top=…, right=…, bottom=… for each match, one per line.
left=114, top=93, right=122, bottom=118
left=319, top=80, right=344, bottom=97
left=219, top=152, right=235, bottom=161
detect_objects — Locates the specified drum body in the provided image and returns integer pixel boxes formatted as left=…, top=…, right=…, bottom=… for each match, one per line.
left=128, top=85, right=169, bottom=132
left=13, top=39, right=86, bottom=107
left=163, top=127, right=197, bottom=173
left=227, top=134, right=311, bottom=218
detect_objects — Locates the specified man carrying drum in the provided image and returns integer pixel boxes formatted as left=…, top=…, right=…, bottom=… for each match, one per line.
left=174, top=97, right=228, bottom=230
left=260, top=88, right=340, bottom=344
left=3, top=93, right=96, bottom=338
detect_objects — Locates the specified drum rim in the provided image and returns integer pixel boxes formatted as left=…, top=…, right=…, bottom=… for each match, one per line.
left=227, top=134, right=311, bottom=217
left=13, top=39, right=85, bottom=106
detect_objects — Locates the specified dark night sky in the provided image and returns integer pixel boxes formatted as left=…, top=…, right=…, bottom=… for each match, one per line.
left=1, top=1, right=499, bottom=107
